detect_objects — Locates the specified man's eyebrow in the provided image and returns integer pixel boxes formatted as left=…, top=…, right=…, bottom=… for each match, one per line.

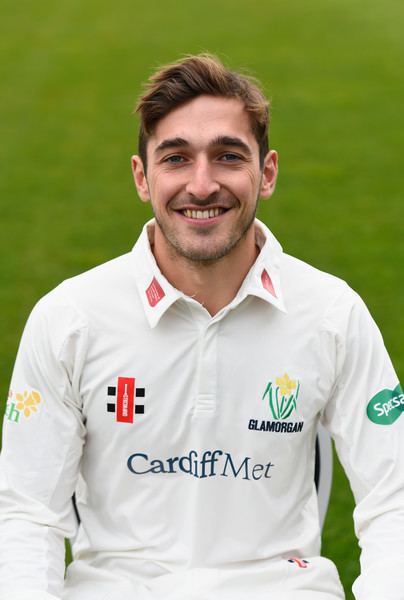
left=210, top=136, right=252, bottom=155
left=153, top=135, right=253, bottom=156
left=154, top=137, right=189, bottom=154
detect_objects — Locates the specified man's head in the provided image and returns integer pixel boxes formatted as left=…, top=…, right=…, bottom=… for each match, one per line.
left=135, top=54, right=270, bottom=171
left=131, top=54, right=278, bottom=267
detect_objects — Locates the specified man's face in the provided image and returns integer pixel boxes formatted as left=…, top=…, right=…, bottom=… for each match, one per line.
left=132, top=95, right=278, bottom=263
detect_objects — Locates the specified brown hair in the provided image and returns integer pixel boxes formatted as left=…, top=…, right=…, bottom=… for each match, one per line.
left=135, top=53, right=270, bottom=170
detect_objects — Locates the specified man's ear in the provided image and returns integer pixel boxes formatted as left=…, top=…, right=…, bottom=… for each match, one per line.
left=260, top=150, right=278, bottom=199
left=131, top=155, right=150, bottom=202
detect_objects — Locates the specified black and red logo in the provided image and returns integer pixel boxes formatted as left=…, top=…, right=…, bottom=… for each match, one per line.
left=107, top=377, right=145, bottom=424
left=287, top=558, right=309, bottom=568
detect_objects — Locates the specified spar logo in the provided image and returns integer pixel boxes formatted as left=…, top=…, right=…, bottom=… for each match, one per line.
left=262, top=373, right=300, bottom=420
left=367, top=383, right=404, bottom=425
left=107, top=376, right=145, bottom=424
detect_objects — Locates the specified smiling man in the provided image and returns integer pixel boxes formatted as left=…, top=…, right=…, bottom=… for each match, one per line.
left=132, top=92, right=277, bottom=315
left=1, top=54, right=403, bottom=600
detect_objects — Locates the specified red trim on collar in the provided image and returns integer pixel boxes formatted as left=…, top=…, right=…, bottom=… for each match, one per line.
left=261, top=269, right=277, bottom=298
left=146, top=277, right=165, bottom=307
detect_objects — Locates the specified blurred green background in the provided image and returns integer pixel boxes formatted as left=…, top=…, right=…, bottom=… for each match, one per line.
left=1, top=1, right=403, bottom=597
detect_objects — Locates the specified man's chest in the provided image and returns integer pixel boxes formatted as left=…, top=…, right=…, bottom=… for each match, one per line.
left=78, top=302, right=335, bottom=459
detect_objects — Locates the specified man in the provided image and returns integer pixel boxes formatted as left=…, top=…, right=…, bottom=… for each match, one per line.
left=0, top=54, right=403, bottom=600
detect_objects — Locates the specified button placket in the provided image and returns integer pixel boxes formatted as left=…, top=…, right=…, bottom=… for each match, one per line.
left=194, top=321, right=218, bottom=416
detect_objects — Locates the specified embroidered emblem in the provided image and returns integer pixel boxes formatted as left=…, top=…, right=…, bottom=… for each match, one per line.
left=107, top=377, right=145, bottom=424
left=262, top=373, right=300, bottom=420
left=146, top=277, right=165, bottom=307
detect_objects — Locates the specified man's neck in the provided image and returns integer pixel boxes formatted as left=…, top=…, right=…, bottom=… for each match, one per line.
left=150, top=226, right=259, bottom=316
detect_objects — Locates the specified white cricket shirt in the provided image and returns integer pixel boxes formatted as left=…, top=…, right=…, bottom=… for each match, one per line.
left=1, top=219, right=403, bottom=600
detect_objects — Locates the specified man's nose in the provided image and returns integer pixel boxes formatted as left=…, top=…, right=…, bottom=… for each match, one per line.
left=185, top=158, right=220, bottom=199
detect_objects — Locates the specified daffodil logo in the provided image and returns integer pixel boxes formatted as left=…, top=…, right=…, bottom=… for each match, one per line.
left=262, top=373, right=300, bottom=420
left=15, top=390, right=42, bottom=417
left=5, top=390, right=42, bottom=423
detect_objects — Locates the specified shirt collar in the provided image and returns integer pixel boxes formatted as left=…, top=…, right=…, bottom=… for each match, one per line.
left=236, top=219, right=287, bottom=314
left=131, top=218, right=286, bottom=328
left=131, top=220, right=183, bottom=328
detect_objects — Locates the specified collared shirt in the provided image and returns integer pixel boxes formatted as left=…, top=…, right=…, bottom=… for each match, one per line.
left=0, top=219, right=403, bottom=600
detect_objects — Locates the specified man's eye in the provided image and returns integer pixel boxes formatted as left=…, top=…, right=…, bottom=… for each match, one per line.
left=220, top=153, right=242, bottom=162
left=164, top=155, right=185, bottom=164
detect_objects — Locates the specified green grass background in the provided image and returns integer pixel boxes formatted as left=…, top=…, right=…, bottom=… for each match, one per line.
left=1, top=1, right=403, bottom=597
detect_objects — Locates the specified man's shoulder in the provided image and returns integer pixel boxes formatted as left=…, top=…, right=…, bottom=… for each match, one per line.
left=257, top=220, right=355, bottom=306
left=280, top=252, right=359, bottom=313
left=18, top=249, right=147, bottom=356
left=35, top=251, right=138, bottom=318
left=63, top=251, right=134, bottom=292
left=282, top=252, right=347, bottom=289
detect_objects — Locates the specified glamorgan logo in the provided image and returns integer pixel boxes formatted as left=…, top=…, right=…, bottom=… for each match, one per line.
left=5, top=389, right=42, bottom=423
left=366, top=383, right=404, bottom=425
left=107, top=376, right=145, bottom=424
left=249, top=420, right=304, bottom=433
left=127, top=449, right=275, bottom=481
left=248, top=373, right=304, bottom=434
left=262, top=373, right=300, bottom=420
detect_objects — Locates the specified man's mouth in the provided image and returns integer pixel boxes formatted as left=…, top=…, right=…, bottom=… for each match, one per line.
left=181, top=207, right=228, bottom=219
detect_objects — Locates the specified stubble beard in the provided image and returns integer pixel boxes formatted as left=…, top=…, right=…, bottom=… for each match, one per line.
left=154, top=202, right=258, bottom=266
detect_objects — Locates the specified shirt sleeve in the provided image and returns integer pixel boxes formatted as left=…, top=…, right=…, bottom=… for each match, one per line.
left=321, top=287, right=404, bottom=600
left=0, top=289, right=88, bottom=600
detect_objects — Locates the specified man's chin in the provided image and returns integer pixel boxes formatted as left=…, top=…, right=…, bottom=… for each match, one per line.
left=169, top=240, right=239, bottom=264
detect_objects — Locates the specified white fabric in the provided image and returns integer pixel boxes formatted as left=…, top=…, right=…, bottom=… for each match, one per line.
left=3, top=594, right=60, bottom=600
left=3, top=595, right=60, bottom=600
left=1, top=219, right=403, bottom=600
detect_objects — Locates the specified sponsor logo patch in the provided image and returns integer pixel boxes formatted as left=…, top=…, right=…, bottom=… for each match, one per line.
left=107, top=376, right=145, bottom=424
left=366, top=383, right=404, bottom=425
left=127, top=449, right=275, bottom=481
left=5, top=389, right=42, bottom=423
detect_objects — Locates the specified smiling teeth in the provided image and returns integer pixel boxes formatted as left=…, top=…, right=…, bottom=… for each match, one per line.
left=183, top=208, right=224, bottom=219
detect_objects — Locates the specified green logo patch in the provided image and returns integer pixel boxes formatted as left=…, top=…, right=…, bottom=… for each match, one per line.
left=367, top=383, right=404, bottom=425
